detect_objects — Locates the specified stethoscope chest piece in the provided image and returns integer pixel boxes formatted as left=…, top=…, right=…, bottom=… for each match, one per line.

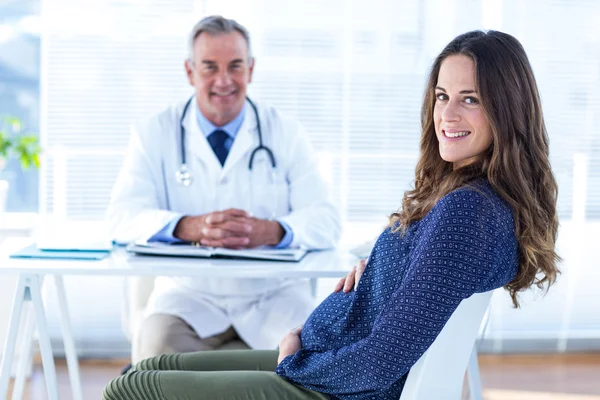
left=176, top=164, right=193, bottom=186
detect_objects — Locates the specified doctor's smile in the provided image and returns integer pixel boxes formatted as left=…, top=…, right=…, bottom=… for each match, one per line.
left=210, top=90, right=238, bottom=103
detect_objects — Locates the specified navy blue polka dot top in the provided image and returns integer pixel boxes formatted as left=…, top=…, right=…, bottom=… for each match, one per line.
left=276, top=180, right=519, bottom=399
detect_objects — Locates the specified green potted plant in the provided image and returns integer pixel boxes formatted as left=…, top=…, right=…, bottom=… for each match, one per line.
left=0, top=115, right=41, bottom=212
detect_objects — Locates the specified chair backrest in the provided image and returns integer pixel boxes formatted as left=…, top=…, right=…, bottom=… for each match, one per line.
left=122, top=276, right=157, bottom=362
left=121, top=276, right=156, bottom=342
left=399, top=291, right=493, bottom=400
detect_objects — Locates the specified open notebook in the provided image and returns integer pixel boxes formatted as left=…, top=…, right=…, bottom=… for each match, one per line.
left=126, top=240, right=307, bottom=262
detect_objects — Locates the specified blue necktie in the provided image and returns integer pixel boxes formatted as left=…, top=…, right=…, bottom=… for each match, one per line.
left=207, top=129, right=229, bottom=166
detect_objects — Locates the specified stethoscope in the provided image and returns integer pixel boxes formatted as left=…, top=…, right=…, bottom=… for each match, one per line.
left=175, top=95, right=276, bottom=186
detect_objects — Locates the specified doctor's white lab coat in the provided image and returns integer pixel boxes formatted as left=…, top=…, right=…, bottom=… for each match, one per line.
left=107, top=98, right=341, bottom=349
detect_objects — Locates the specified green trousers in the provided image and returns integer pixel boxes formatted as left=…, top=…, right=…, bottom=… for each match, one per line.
left=102, top=350, right=329, bottom=400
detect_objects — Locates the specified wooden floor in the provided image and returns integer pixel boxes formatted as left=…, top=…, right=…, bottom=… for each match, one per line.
left=6, top=353, right=600, bottom=400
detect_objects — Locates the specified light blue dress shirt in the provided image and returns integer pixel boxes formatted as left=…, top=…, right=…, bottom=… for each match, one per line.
left=149, top=101, right=293, bottom=248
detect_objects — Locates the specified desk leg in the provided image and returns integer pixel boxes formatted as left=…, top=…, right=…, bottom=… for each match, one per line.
left=28, top=275, right=60, bottom=400
left=54, top=275, right=83, bottom=400
left=12, top=303, right=35, bottom=400
left=0, top=276, right=27, bottom=398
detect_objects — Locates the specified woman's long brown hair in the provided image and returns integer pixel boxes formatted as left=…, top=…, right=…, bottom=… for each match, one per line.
left=390, top=30, right=560, bottom=307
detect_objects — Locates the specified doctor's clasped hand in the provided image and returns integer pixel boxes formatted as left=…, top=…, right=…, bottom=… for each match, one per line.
left=173, top=208, right=285, bottom=248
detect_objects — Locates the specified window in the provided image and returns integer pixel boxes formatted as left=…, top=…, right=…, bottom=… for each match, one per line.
left=0, top=0, right=40, bottom=212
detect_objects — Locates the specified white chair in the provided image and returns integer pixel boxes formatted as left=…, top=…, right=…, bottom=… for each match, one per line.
left=399, top=291, right=493, bottom=400
left=122, top=276, right=158, bottom=363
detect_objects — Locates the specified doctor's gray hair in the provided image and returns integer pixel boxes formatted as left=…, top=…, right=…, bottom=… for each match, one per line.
left=188, top=15, right=253, bottom=62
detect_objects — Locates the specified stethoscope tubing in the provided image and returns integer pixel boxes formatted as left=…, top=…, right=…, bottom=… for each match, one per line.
left=177, top=95, right=276, bottom=186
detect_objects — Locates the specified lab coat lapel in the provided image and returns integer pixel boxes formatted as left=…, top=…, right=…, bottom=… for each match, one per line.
left=186, top=102, right=222, bottom=174
left=221, top=104, right=257, bottom=178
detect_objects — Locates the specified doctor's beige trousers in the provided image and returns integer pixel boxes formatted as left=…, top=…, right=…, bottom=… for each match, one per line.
left=102, top=350, right=329, bottom=400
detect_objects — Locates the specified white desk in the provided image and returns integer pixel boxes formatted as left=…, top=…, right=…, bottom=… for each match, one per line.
left=0, top=238, right=357, bottom=400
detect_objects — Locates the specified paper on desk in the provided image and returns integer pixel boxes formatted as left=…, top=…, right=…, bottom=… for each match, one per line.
left=10, top=244, right=110, bottom=260
left=34, top=218, right=113, bottom=251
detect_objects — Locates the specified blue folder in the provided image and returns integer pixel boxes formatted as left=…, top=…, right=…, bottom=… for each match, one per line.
left=10, top=244, right=111, bottom=261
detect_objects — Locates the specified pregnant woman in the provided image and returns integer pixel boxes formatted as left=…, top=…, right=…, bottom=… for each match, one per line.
left=103, top=29, right=560, bottom=400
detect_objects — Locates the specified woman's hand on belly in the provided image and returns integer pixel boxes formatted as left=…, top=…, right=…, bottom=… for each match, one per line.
left=277, top=325, right=303, bottom=364
left=334, top=259, right=367, bottom=293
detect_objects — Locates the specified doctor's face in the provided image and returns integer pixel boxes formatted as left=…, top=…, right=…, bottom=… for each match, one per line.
left=185, top=31, right=254, bottom=126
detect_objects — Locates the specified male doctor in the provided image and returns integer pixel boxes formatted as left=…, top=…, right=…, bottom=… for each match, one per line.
left=107, top=15, right=341, bottom=363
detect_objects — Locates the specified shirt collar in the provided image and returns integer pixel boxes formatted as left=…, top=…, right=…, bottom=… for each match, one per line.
left=196, top=101, right=246, bottom=139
